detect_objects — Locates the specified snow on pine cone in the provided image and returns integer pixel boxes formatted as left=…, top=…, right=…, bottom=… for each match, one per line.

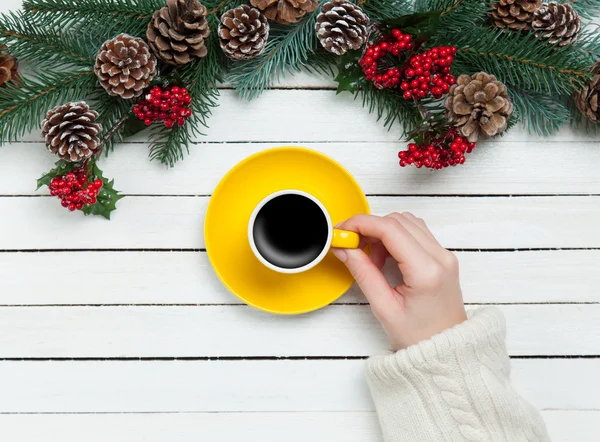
left=532, top=2, right=581, bottom=47
left=315, top=0, right=370, bottom=56
left=147, top=0, right=210, bottom=66
left=41, top=102, right=102, bottom=162
left=250, top=0, right=319, bottom=24
left=218, top=5, right=269, bottom=60
left=94, top=34, right=157, bottom=99
left=445, top=72, right=514, bottom=143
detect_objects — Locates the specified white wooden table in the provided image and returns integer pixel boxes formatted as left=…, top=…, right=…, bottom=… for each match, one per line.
left=1, top=1, right=600, bottom=440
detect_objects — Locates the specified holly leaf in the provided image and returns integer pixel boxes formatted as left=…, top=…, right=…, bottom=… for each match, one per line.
left=81, top=164, right=124, bottom=220
left=334, top=49, right=366, bottom=94
left=381, top=11, right=442, bottom=40
left=36, top=160, right=79, bottom=190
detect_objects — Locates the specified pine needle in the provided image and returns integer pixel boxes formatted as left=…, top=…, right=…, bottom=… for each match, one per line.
left=227, top=0, right=330, bottom=100
left=0, top=69, right=97, bottom=143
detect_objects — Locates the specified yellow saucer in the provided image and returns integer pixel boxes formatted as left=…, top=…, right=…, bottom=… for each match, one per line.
left=205, top=147, right=370, bottom=315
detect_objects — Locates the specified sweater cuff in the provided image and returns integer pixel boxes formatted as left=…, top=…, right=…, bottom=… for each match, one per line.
left=367, top=307, right=506, bottom=381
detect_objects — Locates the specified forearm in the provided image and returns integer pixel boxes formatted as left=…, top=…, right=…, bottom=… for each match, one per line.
left=367, top=308, right=550, bottom=442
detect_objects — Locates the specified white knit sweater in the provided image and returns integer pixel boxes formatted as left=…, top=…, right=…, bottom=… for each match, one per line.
left=366, top=307, right=550, bottom=442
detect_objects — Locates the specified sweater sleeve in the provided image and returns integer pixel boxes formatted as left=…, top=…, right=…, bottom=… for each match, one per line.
left=366, top=307, right=550, bottom=442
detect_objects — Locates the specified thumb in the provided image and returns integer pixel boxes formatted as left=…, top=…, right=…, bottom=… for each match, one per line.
left=333, top=248, right=394, bottom=313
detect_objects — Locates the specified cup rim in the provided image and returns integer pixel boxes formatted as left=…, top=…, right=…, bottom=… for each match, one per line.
left=248, top=189, right=333, bottom=274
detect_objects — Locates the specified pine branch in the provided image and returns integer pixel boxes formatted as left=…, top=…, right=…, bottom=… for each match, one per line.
left=574, top=25, right=600, bottom=63
left=92, top=94, right=134, bottom=153
left=415, top=0, right=464, bottom=12
left=566, top=0, right=600, bottom=20
left=23, top=0, right=161, bottom=37
left=358, top=0, right=413, bottom=22
left=451, top=27, right=591, bottom=96
left=434, top=0, right=489, bottom=35
left=355, top=83, right=423, bottom=137
left=148, top=14, right=226, bottom=166
left=507, top=87, right=570, bottom=136
left=0, top=11, right=96, bottom=67
left=0, top=70, right=98, bottom=143
left=227, top=0, right=329, bottom=100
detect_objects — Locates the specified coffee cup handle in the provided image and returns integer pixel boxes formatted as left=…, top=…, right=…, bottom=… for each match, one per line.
left=331, top=229, right=360, bottom=249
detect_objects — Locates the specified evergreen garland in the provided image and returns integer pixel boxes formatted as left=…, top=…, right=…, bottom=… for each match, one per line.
left=0, top=0, right=599, bottom=218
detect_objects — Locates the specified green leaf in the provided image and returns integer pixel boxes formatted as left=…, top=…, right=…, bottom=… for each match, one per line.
left=381, top=11, right=442, bottom=40
left=81, top=163, right=124, bottom=220
left=36, top=160, right=78, bottom=190
left=334, top=50, right=365, bottom=94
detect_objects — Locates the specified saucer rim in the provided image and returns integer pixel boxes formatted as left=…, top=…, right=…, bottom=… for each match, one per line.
left=204, top=146, right=370, bottom=315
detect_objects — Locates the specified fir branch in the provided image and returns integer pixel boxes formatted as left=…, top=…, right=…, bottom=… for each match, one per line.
left=415, top=0, right=464, bottom=12
left=92, top=95, right=134, bottom=153
left=227, top=0, right=329, bottom=100
left=435, top=0, right=489, bottom=35
left=204, top=0, right=248, bottom=14
left=507, top=87, right=570, bottom=136
left=566, top=0, right=600, bottom=20
left=0, top=70, right=97, bottom=143
left=451, top=27, right=591, bottom=96
left=0, top=11, right=96, bottom=67
left=23, top=0, right=161, bottom=37
left=355, top=83, right=423, bottom=137
left=148, top=124, right=191, bottom=167
left=358, top=0, right=413, bottom=22
left=574, top=25, right=600, bottom=63
left=24, top=0, right=159, bottom=22
left=148, top=14, right=226, bottom=166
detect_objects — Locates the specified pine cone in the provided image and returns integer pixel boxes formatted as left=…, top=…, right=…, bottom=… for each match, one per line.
left=491, top=0, right=541, bottom=31
left=250, top=0, right=319, bottom=24
left=0, top=45, right=19, bottom=87
left=147, top=0, right=210, bottom=66
left=532, top=2, right=581, bottom=47
left=575, top=61, right=600, bottom=123
left=218, top=5, right=269, bottom=60
left=94, top=34, right=157, bottom=99
left=41, top=102, right=102, bottom=162
left=315, top=0, right=370, bottom=56
left=445, top=72, right=514, bottom=142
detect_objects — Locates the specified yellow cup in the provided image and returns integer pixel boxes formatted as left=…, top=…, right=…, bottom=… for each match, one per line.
left=248, top=190, right=360, bottom=274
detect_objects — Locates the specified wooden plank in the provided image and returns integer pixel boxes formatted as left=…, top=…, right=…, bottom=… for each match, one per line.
left=0, top=305, right=596, bottom=357
left=0, top=410, right=596, bottom=442
left=0, top=250, right=598, bottom=305
left=0, top=359, right=596, bottom=412
left=17, top=91, right=600, bottom=143
left=0, top=196, right=598, bottom=249
left=3, top=141, right=600, bottom=196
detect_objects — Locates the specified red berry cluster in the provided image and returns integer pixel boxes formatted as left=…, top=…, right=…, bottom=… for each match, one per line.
left=400, top=46, right=457, bottom=100
left=134, top=85, right=192, bottom=129
left=48, top=166, right=103, bottom=212
left=359, top=29, right=413, bottom=88
left=398, top=128, right=476, bottom=169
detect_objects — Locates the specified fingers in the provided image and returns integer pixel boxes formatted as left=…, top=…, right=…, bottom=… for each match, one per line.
left=385, top=213, right=443, bottom=256
left=369, top=241, right=389, bottom=270
left=335, top=248, right=396, bottom=315
left=339, top=214, right=432, bottom=270
left=399, top=212, right=437, bottom=241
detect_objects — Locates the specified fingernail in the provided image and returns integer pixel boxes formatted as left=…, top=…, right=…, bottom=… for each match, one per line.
left=332, top=248, right=347, bottom=262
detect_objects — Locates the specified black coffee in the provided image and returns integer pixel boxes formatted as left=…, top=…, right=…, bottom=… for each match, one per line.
left=252, top=194, right=329, bottom=269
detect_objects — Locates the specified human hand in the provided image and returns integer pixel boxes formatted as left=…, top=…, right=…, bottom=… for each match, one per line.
left=333, top=213, right=467, bottom=351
